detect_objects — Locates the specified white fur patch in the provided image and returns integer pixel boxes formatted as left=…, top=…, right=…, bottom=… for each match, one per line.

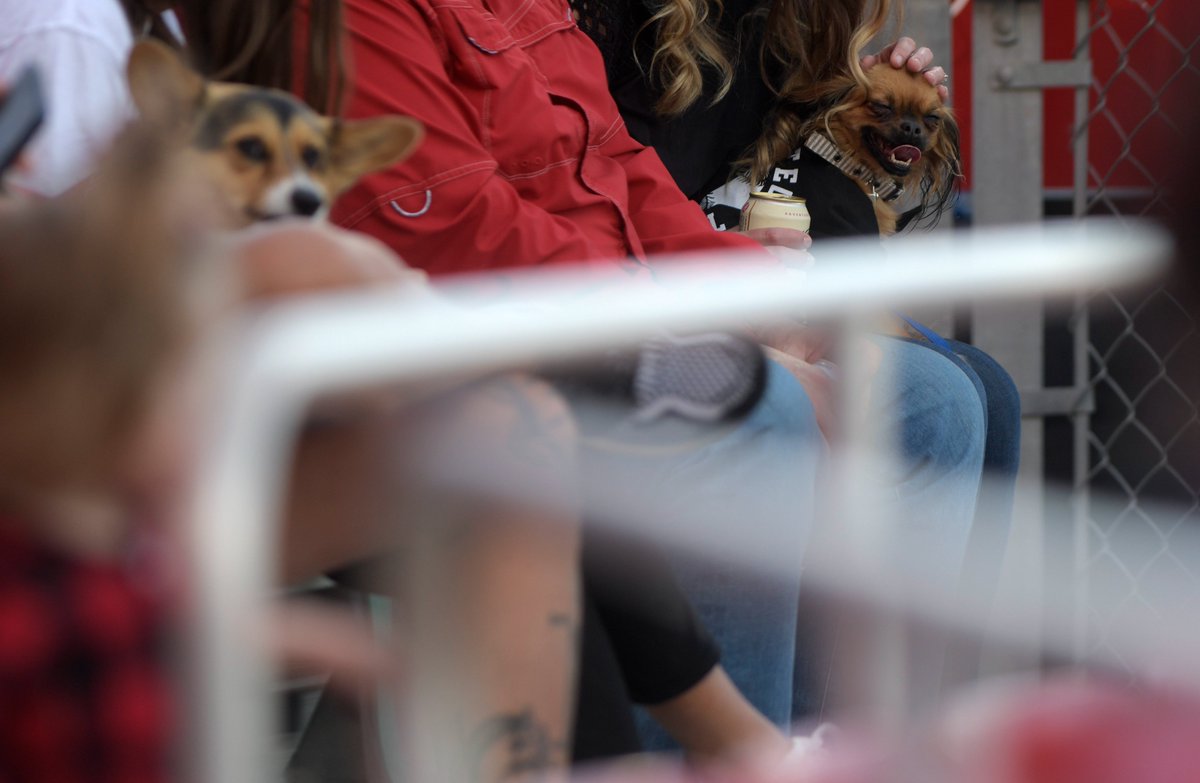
left=260, top=175, right=329, bottom=220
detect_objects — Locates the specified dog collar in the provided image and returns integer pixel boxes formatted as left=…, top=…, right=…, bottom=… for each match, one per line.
left=803, top=132, right=904, bottom=202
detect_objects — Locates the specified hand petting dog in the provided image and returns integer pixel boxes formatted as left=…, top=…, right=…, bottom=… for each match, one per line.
left=861, top=36, right=950, bottom=103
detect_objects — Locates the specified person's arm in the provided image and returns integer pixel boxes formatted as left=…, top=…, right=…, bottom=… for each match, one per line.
left=0, top=24, right=133, bottom=196
left=583, top=533, right=789, bottom=764
left=585, top=98, right=814, bottom=261
left=594, top=120, right=770, bottom=259
left=331, top=0, right=636, bottom=275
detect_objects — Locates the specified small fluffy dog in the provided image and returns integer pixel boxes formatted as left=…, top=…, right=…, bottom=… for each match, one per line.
left=694, top=65, right=962, bottom=341
left=126, top=39, right=422, bottom=227
left=803, top=63, right=961, bottom=235
left=702, top=64, right=960, bottom=239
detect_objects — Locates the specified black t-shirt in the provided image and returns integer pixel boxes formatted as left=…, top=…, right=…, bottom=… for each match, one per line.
left=576, top=0, right=883, bottom=241
left=702, top=146, right=881, bottom=240
left=577, top=0, right=781, bottom=201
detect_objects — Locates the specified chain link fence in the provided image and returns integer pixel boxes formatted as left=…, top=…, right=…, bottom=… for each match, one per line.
left=1073, top=0, right=1200, bottom=671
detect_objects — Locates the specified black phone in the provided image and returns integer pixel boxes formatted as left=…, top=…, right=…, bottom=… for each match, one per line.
left=0, top=65, right=46, bottom=182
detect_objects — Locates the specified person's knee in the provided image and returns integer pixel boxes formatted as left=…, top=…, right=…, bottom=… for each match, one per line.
left=925, top=362, right=985, bottom=472
left=412, top=374, right=580, bottom=510
left=947, top=342, right=1021, bottom=476
left=960, top=344, right=1021, bottom=427
left=887, top=341, right=986, bottom=472
left=756, top=358, right=824, bottom=442
left=486, top=373, right=580, bottom=456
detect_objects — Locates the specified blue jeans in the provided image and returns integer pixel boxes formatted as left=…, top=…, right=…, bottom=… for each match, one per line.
left=790, top=338, right=992, bottom=721
left=927, top=339, right=1021, bottom=609
left=631, top=342, right=985, bottom=745
left=904, top=339, right=1020, bottom=606
left=877, top=339, right=987, bottom=586
left=581, top=361, right=819, bottom=747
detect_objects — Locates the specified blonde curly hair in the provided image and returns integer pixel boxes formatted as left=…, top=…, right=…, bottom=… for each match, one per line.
left=643, top=0, right=895, bottom=181
left=644, top=0, right=734, bottom=115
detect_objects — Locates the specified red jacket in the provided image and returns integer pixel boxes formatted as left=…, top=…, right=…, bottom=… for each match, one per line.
left=331, top=0, right=761, bottom=276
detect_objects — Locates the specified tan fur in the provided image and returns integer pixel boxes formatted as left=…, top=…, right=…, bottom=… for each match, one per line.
left=126, top=38, right=206, bottom=133
left=127, top=39, right=423, bottom=227
left=818, top=64, right=960, bottom=236
left=796, top=65, right=960, bottom=339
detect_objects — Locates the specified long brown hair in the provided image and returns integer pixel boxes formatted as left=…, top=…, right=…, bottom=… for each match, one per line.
left=646, top=0, right=895, bottom=182
left=120, top=0, right=348, bottom=114
left=647, top=0, right=893, bottom=116
left=644, top=0, right=734, bottom=115
left=745, top=0, right=894, bottom=184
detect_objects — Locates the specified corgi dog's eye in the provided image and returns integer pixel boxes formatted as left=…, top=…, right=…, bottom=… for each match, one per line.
left=236, top=136, right=270, bottom=162
left=300, top=145, right=322, bottom=169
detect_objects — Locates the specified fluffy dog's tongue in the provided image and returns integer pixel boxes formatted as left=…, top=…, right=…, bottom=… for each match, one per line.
left=892, top=145, right=922, bottom=164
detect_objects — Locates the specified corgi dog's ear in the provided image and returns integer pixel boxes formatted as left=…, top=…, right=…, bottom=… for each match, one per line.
left=326, top=116, right=424, bottom=194
left=127, top=38, right=206, bottom=131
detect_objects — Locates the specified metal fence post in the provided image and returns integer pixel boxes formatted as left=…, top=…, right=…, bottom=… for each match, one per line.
left=1069, top=0, right=1092, bottom=665
left=897, top=0, right=956, bottom=336
left=971, top=0, right=1048, bottom=664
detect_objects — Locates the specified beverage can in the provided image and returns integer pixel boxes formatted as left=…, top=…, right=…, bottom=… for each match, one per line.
left=740, top=191, right=811, bottom=233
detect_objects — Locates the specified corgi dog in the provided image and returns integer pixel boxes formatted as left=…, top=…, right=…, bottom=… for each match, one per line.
left=126, top=39, right=422, bottom=227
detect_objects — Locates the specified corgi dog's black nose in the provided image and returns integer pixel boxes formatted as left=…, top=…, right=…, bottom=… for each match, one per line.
left=291, top=188, right=324, bottom=217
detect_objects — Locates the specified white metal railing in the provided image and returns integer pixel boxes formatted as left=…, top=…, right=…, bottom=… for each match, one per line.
left=182, top=219, right=1169, bottom=782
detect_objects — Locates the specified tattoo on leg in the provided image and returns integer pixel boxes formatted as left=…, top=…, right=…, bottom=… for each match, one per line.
left=548, top=612, right=580, bottom=657
left=469, top=708, right=566, bottom=781
left=479, top=378, right=575, bottom=470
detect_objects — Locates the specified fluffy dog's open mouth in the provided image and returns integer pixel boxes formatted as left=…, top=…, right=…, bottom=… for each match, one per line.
left=862, top=128, right=923, bottom=178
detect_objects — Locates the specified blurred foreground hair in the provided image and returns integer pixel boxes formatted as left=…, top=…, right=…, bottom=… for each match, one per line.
left=0, top=125, right=196, bottom=500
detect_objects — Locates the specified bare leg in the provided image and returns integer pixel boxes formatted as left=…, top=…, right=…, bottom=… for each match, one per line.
left=280, top=375, right=580, bottom=783
left=646, top=666, right=789, bottom=765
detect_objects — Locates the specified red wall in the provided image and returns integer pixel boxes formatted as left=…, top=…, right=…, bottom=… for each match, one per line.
left=952, top=0, right=1199, bottom=198
left=951, top=3, right=973, bottom=189
left=1042, top=1, right=1076, bottom=191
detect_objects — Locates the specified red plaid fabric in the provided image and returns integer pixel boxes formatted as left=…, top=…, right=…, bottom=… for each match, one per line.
left=0, top=519, right=174, bottom=783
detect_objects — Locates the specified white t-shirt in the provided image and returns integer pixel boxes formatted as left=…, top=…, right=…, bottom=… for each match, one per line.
left=0, top=0, right=134, bottom=196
